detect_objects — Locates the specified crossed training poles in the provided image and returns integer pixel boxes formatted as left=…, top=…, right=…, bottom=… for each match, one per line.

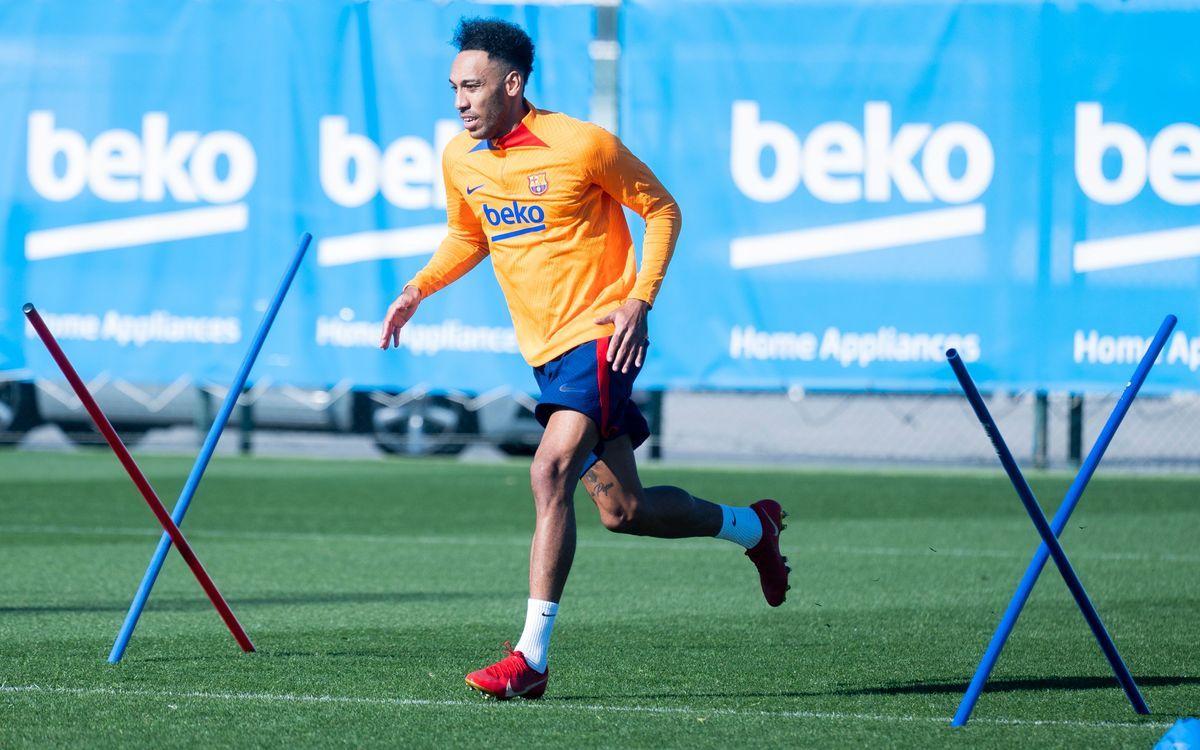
left=946, top=313, right=1176, bottom=726
left=23, top=232, right=312, bottom=662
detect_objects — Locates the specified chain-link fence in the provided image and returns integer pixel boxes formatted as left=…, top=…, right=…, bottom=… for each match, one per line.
left=660, top=390, right=1200, bottom=471
left=4, top=378, right=1199, bottom=471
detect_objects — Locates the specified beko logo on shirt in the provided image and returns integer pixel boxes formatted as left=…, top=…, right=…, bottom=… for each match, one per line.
left=482, top=201, right=546, bottom=242
left=727, top=101, right=993, bottom=269
left=483, top=201, right=545, bottom=225
left=24, top=111, right=256, bottom=262
left=1072, top=102, right=1200, bottom=274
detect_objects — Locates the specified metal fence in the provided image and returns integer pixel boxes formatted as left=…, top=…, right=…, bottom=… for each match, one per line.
left=5, top=379, right=1200, bottom=472
left=661, top=390, right=1200, bottom=471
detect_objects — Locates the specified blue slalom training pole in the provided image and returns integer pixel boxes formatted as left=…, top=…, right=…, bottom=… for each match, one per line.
left=946, top=346, right=1154, bottom=724
left=949, top=315, right=1174, bottom=726
left=108, top=232, right=312, bottom=663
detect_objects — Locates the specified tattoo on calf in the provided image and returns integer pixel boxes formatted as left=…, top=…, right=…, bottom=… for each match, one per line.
left=582, top=469, right=614, bottom=499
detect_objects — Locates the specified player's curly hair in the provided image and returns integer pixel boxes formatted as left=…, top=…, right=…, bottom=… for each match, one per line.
left=452, top=17, right=534, bottom=81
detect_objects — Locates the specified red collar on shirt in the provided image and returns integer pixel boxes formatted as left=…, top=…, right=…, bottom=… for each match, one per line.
left=493, top=102, right=548, bottom=149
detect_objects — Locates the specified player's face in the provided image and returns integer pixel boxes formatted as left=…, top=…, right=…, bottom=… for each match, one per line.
left=450, top=50, right=520, bottom=140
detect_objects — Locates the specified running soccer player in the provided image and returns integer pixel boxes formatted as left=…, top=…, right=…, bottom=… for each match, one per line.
left=379, top=17, right=790, bottom=700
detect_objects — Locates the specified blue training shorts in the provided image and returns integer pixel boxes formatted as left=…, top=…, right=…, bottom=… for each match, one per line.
left=532, top=336, right=650, bottom=475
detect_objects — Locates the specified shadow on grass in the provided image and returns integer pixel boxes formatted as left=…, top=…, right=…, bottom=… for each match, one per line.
left=554, top=675, right=1200, bottom=703
left=550, top=690, right=823, bottom=703
left=838, top=675, right=1200, bottom=696
left=0, top=590, right=494, bottom=614
left=133, top=646, right=408, bottom=662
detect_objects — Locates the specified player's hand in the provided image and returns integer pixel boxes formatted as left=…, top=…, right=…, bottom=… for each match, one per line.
left=595, top=298, right=650, bottom=373
left=379, top=285, right=423, bottom=350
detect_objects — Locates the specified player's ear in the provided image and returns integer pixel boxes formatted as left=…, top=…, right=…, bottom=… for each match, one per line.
left=504, top=69, right=523, bottom=97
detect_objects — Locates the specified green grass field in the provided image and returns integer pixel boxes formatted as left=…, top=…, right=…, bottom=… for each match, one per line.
left=1, top=450, right=1197, bottom=748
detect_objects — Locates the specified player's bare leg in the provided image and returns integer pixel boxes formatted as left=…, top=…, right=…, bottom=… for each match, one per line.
left=466, top=408, right=597, bottom=699
left=580, top=435, right=722, bottom=537
left=527, top=409, right=599, bottom=600
left=583, top=436, right=791, bottom=606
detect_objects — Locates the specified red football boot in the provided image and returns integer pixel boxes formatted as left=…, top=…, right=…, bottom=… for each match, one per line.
left=746, top=499, right=790, bottom=606
left=465, top=644, right=549, bottom=700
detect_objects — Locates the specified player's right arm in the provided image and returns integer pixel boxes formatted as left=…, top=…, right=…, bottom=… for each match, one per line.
left=379, top=149, right=489, bottom=350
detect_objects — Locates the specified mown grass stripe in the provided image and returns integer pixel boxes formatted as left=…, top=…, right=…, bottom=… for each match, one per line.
left=0, top=684, right=1169, bottom=731
left=2, top=524, right=1198, bottom=564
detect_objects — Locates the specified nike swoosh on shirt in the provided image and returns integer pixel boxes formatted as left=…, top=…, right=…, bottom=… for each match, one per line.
left=559, top=384, right=585, bottom=393
left=466, top=184, right=484, bottom=195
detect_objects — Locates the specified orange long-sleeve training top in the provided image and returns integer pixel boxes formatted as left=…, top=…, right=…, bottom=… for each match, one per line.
left=406, top=102, right=681, bottom=367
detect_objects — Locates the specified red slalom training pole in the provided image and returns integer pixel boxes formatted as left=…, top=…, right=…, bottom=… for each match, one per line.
left=23, top=303, right=255, bottom=653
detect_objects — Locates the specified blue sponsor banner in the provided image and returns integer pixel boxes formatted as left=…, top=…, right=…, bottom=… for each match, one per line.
left=2, top=0, right=591, bottom=391
left=0, top=188, right=23, bottom=375
left=0, top=244, right=22, bottom=375
left=1041, top=2, right=1200, bottom=390
left=5, top=0, right=1200, bottom=395
left=623, top=0, right=1200, bottom=393
left=624, top=0, right=1043, bottom=391
left=0, top=1, right=37, bottom=376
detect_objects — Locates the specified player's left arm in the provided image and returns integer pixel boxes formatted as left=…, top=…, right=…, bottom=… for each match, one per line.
left=588, top=126, right=682, bottom=373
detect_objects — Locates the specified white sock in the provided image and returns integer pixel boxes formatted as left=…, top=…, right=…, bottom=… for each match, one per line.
left=513, top=598, right=557, bottom=673
left=714, top=505, right=763, bottom=549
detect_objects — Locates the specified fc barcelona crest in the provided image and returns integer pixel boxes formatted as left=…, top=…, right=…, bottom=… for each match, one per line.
left=528, top=172, right=549, bottom=196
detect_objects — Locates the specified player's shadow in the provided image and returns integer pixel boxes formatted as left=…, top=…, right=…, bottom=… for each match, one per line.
left=0, top=590, right=494, bottom=614
left=554, top=675, right=1200, bottom=703
left=837, top=675, right=1200, bottom=696
left=552, top=689, right=822, bottom=702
